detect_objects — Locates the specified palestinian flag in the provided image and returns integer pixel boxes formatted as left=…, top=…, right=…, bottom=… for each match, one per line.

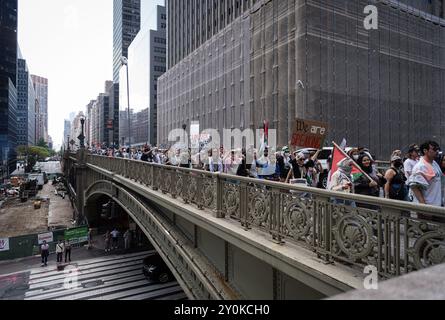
left=328, top=143, right=363, bottom=185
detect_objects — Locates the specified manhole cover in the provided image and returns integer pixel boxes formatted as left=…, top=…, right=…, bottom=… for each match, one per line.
left=82, top=280, right=104, bottom=288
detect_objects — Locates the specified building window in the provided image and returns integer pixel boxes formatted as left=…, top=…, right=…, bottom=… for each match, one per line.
left=154, top=37, right=166, bottom=44
left=154, top=66, right=166, bottom=72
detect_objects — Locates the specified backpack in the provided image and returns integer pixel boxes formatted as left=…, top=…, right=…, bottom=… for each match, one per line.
left=389, top=168, right=408, bottom=200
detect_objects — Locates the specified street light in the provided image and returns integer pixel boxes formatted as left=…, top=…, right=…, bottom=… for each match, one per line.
left=121, top=56, right=131, bottom=148
left=78, top=117, right=86, bottom=149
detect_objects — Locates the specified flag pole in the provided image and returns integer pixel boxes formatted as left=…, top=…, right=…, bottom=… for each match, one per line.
left=332, top=141, right=374, bottom=182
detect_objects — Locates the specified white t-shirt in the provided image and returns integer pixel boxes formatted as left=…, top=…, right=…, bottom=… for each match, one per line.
left=409, top=158, right=442, bottom=207
left=404, top=158, right=418, bottom=180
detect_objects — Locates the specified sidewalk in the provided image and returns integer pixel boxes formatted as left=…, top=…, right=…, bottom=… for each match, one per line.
left=0, top=234, right=152, bottom=277
left=0, top=183, right=74, bottom=238
left=44, top=182, right=74, bottom=229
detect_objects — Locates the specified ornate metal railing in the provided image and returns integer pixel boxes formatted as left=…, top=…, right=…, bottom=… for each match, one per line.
left=85, top=155, right=445, bottom=279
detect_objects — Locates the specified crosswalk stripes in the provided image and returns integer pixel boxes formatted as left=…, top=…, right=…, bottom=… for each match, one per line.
left=24, top=251, right=186, bottom=300
left=29, top=251, right=153, bottom=280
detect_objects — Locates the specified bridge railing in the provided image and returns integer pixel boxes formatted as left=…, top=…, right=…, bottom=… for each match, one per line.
left=86, top=155, right=445, bottom=279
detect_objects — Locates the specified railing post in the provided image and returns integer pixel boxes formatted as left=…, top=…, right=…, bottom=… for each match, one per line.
left=152, top=166, right=158, bottom=191
left=171, top=169, right=177, bottom=199
left=197, top=173, right=204, bottom=210
left=270, top=187, right=284, bottom=244
left=182, top=171, right=190, bottom=204
left=123, top=159, right=128, bottom=178
left=320, top=195, right=333, bottom=264
left=215, top=175, right=224, bottom=218
left=240, top=181, right=249, bottom=230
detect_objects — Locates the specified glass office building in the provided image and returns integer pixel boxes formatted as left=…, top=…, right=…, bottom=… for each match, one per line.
left=0, top=0, right=18, bottom=177
left=17, top=56, right=36, bottom=146
left=119, top=4, right=166, bottom=146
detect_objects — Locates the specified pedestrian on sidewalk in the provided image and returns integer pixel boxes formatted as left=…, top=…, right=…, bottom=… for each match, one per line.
left=104, top=231, right=111, bottom=252
left=64, top=240, right=72, bottom=263
left=40, top=240, right=49, bottom=267
left=56, top=240, right=64, bottom=263
left=111, top=228, right=119, bottom=250
left=124, top=230, right=131, bottom=250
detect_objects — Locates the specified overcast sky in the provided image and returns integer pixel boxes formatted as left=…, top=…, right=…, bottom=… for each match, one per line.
left=18, top=0, right=164, bottom=150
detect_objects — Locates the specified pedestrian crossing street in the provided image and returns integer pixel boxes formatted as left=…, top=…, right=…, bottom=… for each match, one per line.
left=24, top=251, right=187, bottom=300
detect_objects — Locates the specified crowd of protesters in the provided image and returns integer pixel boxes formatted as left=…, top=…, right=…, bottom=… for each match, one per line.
left=88, top=140, right=445, bottom=208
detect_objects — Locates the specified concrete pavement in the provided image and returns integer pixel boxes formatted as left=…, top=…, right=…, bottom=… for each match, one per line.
left=0, top=236, right=154, bottom=300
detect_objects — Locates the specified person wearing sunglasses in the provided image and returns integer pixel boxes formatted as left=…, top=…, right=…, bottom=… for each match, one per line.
left=408, top=141, right=442, bottom=209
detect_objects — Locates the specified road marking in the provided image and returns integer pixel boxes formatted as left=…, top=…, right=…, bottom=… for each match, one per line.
left=24, top=251, right=184, bottom=300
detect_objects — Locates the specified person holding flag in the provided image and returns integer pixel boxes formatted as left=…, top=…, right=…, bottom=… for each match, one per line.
left=327, top=142, right=374, bottom=206
left=353, top=153, right=386, bottom=209
left=328, top=157, right=355, bottom=194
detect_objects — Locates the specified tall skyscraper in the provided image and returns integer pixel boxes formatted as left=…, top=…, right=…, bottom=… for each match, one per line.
left=84, top=81, right=115, bottom=149
left=69, top=112, right=84, bottom=151
left=17, top=54, right=36, bottom=146
left=0, top=0, right=18, bottom=87
left=113, top=0, right=140, bottom=147
left=31, top=75, right=48, bottom=143
left=63, top=119, right=71, bottom=150
left=0, top=0, right=18, bottom=178
left=0, top=77, right=17, bottom=178
left=113, top=0, right=141, bottom=83
left=120, top=4, right=166, bottom=146
left=158, top=0, right=445, bottom=159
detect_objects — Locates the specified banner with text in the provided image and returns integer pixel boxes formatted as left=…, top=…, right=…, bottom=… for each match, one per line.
left=64, top=227, right=89, bottom=245
left=0, top=238, right=10, bottom=252
left=38, top=232, right=54, bottom=245
left=291, top=119, right=328, bottom=149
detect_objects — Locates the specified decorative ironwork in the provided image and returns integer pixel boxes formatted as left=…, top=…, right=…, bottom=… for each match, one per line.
left=281, top=194, right=313, bottom=243
left=331, top=209, right=376, bottom=262
left=247, top=186, right=271, bottom=228
left=174, top=172, right=184, bottom=199
left=76, top=154, right=445, bottom=280
left=407, top=221, right=445, bottom=271
left=188, top=174, right=199, bottom=204
left=201, top=177, right=216, bottom=210
left=223, top=182, right=240, bottom=219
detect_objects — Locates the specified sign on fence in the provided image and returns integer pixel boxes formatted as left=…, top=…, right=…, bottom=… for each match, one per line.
left=291, top=118, right=329, bottom=149
left=38, top=232, right=54, bottom=245
left=0, top=238, right=10, bottom=252
left=64, top=227, right=88, bottom=245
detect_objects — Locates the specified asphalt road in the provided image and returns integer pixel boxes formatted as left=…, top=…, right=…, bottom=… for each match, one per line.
left=0, top=250, right=186, bottom=301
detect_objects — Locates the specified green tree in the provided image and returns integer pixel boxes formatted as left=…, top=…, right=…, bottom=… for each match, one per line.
left=16, top=145, right=50, bottom=172
left=37, top=138, right=49, bottom=149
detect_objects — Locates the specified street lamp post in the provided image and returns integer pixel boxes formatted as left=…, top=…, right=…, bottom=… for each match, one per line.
left=78, top=118, right=86, bottom=149
left=121, top=56, right=131, bottom=148
left=182, top=124, right=190, bottom=167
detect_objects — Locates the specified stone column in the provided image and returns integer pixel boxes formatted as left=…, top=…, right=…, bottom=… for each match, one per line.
left=75, top=118, right=88, bottom=225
